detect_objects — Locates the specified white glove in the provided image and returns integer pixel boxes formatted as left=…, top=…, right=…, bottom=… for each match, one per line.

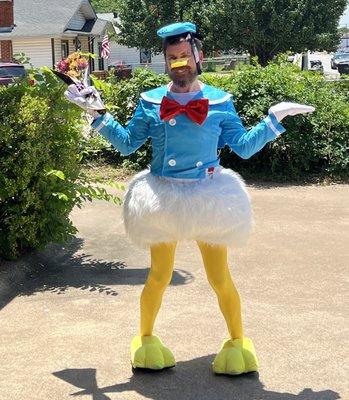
left=64, top=84, right=106, bottom=119
left=269, top=102, right=315, bottom=122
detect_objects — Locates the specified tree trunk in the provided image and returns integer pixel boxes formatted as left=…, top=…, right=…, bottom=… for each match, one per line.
left=249, top=48, right=273, bottom=66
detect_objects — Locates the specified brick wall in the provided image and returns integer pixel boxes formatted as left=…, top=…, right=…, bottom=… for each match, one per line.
left=0, top=1, right=14, bottom=61
left=0, top=40, right=13, bottom=61
left=0, top=0, right=14, bottom=29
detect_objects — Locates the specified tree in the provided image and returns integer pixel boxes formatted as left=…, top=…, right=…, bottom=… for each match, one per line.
left=90, top=0, right=120, bottom=13
left=115, top=0, right=198, bottom=52
left=209, top=0, right=348, bottom=65
left=116, top=0, right=347, bottom=65
left=339, top=26, right=349, bottom=35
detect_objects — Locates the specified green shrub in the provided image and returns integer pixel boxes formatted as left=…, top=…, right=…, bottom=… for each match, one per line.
left=0, top=68, right=120, bottom=260
left=87, top=61, right=348, bottom=181
left=204, top=58, right=217, bottom=73
left=202, top=62, right=349, bottom=180
left=80, top=133, right=112, bottom=161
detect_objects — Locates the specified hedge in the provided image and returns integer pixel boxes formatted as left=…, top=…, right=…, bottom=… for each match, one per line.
left=202, top=61, right=349, bottom=180
left=89, top=61, right=349, bottom=181
left=0, top=68, right=119, bottom=260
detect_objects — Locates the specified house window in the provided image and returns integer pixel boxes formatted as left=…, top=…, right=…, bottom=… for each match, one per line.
left=61, top=40, right=69, bottom=59
left=140, top=49, right=151, bottom=64
left=97, top=42, right=105, bottom=70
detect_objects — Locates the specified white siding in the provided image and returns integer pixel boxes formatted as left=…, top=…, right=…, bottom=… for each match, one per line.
left=145, top=53, right=165, bottom=74
left=53, top=37, right=76, bottom=65
left=66, top=9, right=86, bottom=31
left=11, top=37, right=165, bottom=73
left=79, top=36, right=89, bottom=53
left=96, top=14, right=165, bottom=73
left=53, top=38, right=61, bottom=65
left=12, top=37, right=82, bottom=69
left=68, top=38, right=76, bottom=56
left=13, top=37, right=53, bottom=68
left=109, top=44, right=139, bottom=65
left=108, top=43, right=165, bottom=73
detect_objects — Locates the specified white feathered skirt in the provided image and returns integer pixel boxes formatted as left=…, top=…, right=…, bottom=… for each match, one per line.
left=123, top=167, right=253, bottom=248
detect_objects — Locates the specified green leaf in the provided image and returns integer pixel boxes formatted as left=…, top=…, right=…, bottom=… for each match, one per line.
left=46, top=169, right=66, bottom=180
left=52, top=192, right=69, bottom=201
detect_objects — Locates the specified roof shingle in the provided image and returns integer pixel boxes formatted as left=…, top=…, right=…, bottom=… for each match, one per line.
left=0, top=0, right=105, bottom=38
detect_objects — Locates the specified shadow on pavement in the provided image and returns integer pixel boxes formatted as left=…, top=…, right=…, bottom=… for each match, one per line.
left=0, top=236, right=193, bottom=310
left=53, top=355, right=340, bottom=400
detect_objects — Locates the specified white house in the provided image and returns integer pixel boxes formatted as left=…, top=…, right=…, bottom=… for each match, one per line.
left=97, top=13, right=165, bottom=73
left=0, top=0, right=111, bottom=71
left=339, top=34, right=349, bottom=50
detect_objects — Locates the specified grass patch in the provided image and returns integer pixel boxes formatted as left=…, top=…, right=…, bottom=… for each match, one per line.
left=81, top=161, right=136, bottom=183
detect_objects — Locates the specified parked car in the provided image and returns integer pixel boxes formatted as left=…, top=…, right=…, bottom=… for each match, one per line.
left=330, top=52, right=349, bottom=69
left=0, top=62, right=26, bottom=85
left=337, top=62, right=349, bottom=75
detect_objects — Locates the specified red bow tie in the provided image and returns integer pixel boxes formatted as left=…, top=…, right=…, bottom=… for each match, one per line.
left=160, top=96, right=209, bottom=125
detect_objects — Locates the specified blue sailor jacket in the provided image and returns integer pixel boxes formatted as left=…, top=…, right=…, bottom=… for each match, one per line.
left=91, top=83, right=285, bottom=180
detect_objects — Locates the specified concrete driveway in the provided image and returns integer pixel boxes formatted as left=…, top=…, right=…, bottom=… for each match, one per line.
left=0, top=182, right=348, bottom=399
left=308, top=51, right=340, bottom=78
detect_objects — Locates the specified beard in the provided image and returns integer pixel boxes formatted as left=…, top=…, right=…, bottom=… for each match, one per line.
left=168, top=67, right=198, bottom=88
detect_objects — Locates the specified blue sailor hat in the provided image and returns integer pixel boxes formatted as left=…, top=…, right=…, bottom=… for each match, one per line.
left=157, top=22, right=196, bottom=39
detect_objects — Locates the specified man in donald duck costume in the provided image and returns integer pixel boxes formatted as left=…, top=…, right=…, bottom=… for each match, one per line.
left=65, top=22, right=315, bottom=375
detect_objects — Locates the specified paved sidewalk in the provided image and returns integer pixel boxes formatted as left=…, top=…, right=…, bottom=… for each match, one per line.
left=0, top=183, right=348, bottom=400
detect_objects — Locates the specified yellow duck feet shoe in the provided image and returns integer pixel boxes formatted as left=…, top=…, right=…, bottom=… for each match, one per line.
left=213, top=337, right=259, bottom=375
left=131, top=335, right=176, bottom=370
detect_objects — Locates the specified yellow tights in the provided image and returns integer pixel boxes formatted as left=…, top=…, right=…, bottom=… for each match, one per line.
left=197, top=241, right=243, bottom=339
left=140, top=241, right=242, bottom=340
left=133, top=241, right=257, bottom=373
left=140, top=242, right=177, bottom=336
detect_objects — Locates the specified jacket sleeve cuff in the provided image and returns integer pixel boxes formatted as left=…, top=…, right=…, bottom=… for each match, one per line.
left=265, top=113, right=286, bottom=137
left=91, top=112, right=113, bottom=131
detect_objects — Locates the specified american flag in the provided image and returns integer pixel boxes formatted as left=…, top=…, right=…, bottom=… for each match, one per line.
left=101, top=34, right=110, bottom=59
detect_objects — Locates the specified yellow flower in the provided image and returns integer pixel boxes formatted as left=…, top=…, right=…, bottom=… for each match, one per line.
left=67, top=70, right=80, bottom=79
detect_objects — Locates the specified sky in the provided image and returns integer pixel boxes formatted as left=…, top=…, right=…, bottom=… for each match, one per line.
left=339, top=5, right=349, bottom=26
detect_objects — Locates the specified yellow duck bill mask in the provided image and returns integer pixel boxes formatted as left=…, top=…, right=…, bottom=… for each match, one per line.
left=169, top=58, right=190, bottom=70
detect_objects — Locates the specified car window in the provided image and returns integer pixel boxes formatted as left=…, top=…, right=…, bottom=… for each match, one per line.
left=0, top=66, right=25, bottom=78
left=336, top=53, right=349, bottom=59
